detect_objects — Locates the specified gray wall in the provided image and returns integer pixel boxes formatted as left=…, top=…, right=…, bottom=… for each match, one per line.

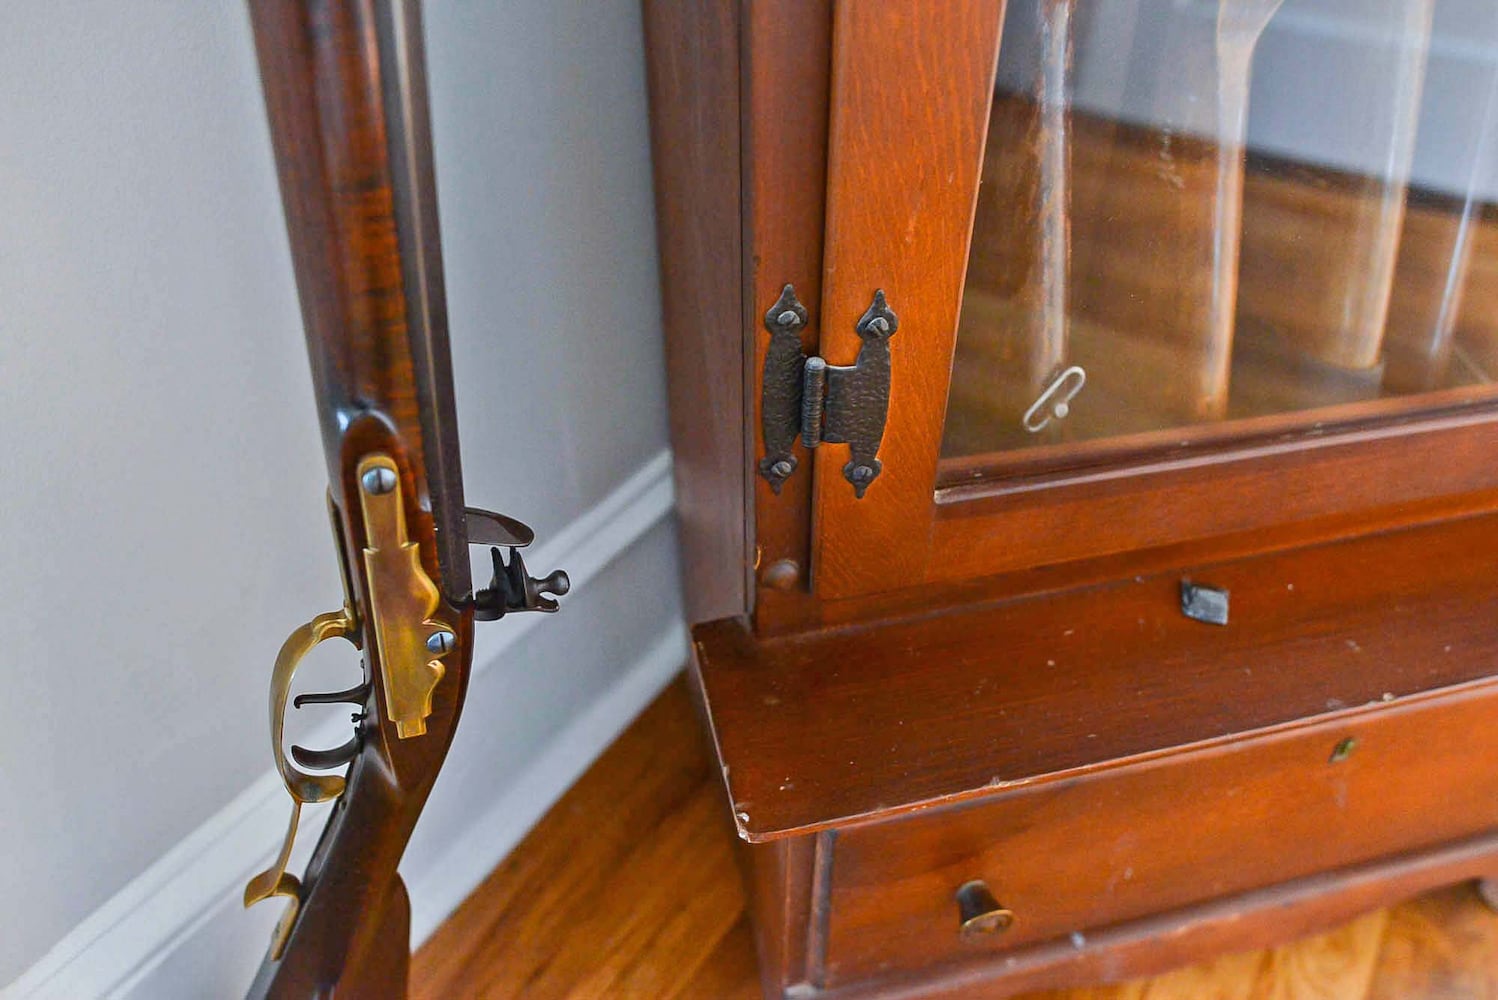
left=0, top=1, right=678, bottom=988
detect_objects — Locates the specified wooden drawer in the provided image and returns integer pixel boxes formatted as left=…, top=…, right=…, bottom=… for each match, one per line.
left=821, top=681, right=1498, bottom=988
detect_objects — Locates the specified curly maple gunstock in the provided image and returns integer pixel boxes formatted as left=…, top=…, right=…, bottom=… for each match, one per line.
left=245, top=1, right=471, bottom=997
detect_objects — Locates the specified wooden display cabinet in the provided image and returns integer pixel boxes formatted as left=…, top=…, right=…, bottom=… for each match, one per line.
left=643, top=2, right=1498, bottom=997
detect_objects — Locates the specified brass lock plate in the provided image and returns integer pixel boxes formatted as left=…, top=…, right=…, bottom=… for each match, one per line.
left=357, top=453, right=454, bottom=739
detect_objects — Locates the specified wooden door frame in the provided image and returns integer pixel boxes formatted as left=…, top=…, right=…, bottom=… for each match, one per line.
left=811, top=0, right=1008, bottom=600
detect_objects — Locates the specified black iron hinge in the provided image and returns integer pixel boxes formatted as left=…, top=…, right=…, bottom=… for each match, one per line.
left=758, top=284, right=896, bottom=499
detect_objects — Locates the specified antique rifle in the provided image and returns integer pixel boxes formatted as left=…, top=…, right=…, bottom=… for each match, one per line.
left=242, top=1, right=568, bottom=996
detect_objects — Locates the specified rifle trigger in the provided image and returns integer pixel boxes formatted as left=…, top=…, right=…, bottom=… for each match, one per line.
left=292, top=682, right=371, bottom=709
left=290, top=734, right=361, bottom=771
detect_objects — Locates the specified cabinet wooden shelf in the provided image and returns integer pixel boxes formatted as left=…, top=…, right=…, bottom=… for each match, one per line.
left=696, top=513, right=1498, bottom=841
left=644, top=1, right=1498, bottom=996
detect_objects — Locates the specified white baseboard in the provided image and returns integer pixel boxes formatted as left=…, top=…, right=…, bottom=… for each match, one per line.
left=3, top=450, right=680, bottom=1000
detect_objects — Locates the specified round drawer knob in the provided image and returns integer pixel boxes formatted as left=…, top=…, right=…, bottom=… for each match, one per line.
left=956, top=880, right=1014, bottom=938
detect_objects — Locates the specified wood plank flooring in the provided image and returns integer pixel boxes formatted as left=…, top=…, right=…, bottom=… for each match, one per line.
left=412, top=678, right=1498, bottom=1000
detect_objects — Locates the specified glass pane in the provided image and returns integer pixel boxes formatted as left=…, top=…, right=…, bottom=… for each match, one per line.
left=943, top=0, right=1498, bottom=470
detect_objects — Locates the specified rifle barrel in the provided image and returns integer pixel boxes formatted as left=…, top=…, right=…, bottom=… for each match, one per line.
left=375, top=0, right=471, bottom=599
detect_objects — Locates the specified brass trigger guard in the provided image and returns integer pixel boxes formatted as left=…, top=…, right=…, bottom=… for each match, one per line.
left=244, top=608, right=359, bottom=957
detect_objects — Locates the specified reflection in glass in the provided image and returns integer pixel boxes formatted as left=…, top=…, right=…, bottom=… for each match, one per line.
left=944, top=0, right=1498, bottom=468
left=1235, top=0, right=1432, bottom=394
left=1383, top=61, right=1498, bottom=392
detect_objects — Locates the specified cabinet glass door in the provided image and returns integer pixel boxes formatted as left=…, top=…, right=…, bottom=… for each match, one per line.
left=943, top=0, right=1498, bottom=474
left=809, top=0, right=1498, bottom=602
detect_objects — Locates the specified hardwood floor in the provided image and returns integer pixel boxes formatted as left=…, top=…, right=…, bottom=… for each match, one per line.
left=412, top=678, right=1498, bottom=999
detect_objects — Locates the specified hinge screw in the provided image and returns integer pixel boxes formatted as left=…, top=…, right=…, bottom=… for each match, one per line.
left=362, top=466, right=397, bottom=495
left=849, top=465, right=875, bottom=485
left=777, top=309, right=799, bottom=327
left=770, top=459, right=794, bottom=479
left=426, top=630, right=456, bottom=655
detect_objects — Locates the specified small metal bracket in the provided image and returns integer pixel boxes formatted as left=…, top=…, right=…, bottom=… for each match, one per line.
left=758, top=285, right=897, bottom=499
left=463, top=505, right=571, bottom=619
left=759, top=284, right=811, bottom=493
left=1180, top=580, right=1229, bottom=626
left=473, top=544, right=570, bottom=619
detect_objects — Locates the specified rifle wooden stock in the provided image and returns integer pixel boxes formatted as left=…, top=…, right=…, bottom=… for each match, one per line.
left=246, top=2, right=470, bottom=996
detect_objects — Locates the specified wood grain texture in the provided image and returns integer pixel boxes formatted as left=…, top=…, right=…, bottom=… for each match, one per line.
left=410, top=681, right=742, bottom=1000
left=928, top=405, right=1498, bottom=584
left=812, top=0, right=1006, bottom=599
left=741, top=835, right=819, bottom=997
left=828, top=835, right=1498, bottom=1000
left=655, top=0, right=1498, bottom=629
left=638, top=7, right=1498, bottom=1000
left=696, top=511, right=1498, bottom=840
left=642, top=0, right=749, bottom=624
left=247, top=2, right=476, bottom=995
left=1364, top=886, right=1498, bottom=999
left=820, top=686, right=1498, bottom=987
left=929, top=105, right=1498, bottom=590
left=948, top=100, right=1498, bottom=458
left=412, top=679, right=1498, bottom=1000
left=743, top=0, right=833, bottom=636
left=252, top=0, right=428, bottom=500
left=800, top=15, right=1498, bottom=605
